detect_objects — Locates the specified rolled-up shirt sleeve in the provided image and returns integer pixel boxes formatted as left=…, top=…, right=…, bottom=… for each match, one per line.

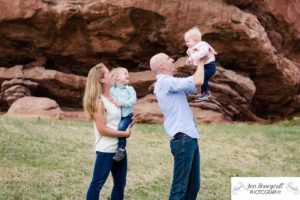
left=166, top=76, right=197, bottom=94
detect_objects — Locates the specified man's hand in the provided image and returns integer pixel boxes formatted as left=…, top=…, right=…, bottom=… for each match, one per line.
left=186, top=57, right=193, bottom=65
left=199, top=55, right=209, bottom=64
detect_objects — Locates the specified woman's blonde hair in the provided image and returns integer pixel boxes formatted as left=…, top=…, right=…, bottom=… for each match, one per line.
left=83, top=63, right=107, bottom=120
left=184, top=27, right=202, bottom=41
left=110, top=67, right=128, bottom=84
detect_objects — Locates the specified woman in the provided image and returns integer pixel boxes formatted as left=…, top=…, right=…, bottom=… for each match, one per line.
left=83, top=63, right=133, bottom=200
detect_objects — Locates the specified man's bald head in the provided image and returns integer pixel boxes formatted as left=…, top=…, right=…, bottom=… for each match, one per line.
left=150, top=53, right=168, bottom=72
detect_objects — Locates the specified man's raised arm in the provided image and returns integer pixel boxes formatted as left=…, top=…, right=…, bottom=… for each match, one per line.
left=192, top=57, right=207, bottom=86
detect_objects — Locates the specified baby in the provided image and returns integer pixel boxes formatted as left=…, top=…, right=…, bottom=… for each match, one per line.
left=110, top=67, right=136, bottom=162
left=185, top=27, right=217, bottom=102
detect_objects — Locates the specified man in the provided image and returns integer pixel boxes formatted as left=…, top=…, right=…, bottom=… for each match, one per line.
left=150, top=53, right=205, bottom=200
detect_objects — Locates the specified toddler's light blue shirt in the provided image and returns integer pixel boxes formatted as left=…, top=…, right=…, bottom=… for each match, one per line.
left=110, top=85, right=136, bottom=117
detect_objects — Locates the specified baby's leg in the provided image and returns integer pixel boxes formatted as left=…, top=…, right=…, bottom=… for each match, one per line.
left=201, top=62, right=216, bottom=93
left=114, top=113, right=133, bottom=162
left=117, top=114, right=133, bottom=150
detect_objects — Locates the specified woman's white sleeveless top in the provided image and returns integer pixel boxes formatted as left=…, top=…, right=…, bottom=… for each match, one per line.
left=93, top=95, right=121, bottom=153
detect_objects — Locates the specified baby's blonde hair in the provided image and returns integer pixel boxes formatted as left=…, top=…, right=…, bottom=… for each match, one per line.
left=184, top=27, right=202, bottom=41
left=111, top=67, right=128, bottom=83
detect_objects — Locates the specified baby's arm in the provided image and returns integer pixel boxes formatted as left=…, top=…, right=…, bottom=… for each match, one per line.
left=191, top=44, right=210, bottom=61
left=115, top=101, right=125, bottom=107
left=123, top=86, right=137, bottom=107
left=186, top=48, right=195, bottom=65
left=111, top=87, right=126, bottom=107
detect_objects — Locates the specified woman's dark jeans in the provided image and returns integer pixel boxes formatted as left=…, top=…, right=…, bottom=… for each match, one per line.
left=86, top=151, right=127, bottom=200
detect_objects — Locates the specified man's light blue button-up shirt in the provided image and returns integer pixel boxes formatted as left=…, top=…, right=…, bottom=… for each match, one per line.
left=154, top=74, right=200, bottom=139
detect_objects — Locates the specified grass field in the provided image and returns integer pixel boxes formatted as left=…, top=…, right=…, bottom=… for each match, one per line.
left=0, top=117, right=299, bottom=200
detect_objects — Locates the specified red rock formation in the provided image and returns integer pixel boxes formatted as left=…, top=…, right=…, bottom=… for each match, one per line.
left=224, top=0, right=300, bottom=118
left=1, top=78, right=38, bottom=107
left=134, top=94, right=163, bottom=124
left=0, top=0, right=299, bottom=122
left=6, top=96, right=62, bottom=118
left=129, top=70, right=156, bottom=98
left=6, top=96, right=87, bottom=120
left=0, top=65, right=86, bottom=108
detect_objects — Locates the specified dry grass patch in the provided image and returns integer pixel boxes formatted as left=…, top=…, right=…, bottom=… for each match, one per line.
left=0, top=117, right=299, bottom=200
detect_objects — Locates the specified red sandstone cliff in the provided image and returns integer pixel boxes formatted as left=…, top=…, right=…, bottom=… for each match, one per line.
left=0, top=0, right=299, bottom=122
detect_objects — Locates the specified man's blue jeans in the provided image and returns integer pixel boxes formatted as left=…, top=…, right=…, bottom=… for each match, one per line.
left=169, top=134, right=201, bottom=200
left=86, top=151, right=127, bottom=200
left=117, top=113, right=133, bottom=150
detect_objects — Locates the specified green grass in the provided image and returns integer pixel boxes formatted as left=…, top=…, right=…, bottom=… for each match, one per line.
left=0, top=117, right=299, bottom=200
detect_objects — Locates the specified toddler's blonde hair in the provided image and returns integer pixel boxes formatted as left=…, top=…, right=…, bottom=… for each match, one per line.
left=184, top=27, right=202, bottom=42
left=111, top=67, right=128, bottom=83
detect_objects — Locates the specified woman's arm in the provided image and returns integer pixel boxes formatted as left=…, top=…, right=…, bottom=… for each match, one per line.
left=94, top=101, right=132, bottom=138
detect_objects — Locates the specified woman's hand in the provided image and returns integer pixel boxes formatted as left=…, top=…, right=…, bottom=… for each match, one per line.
left=124, top=122, right=134, bottom=138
